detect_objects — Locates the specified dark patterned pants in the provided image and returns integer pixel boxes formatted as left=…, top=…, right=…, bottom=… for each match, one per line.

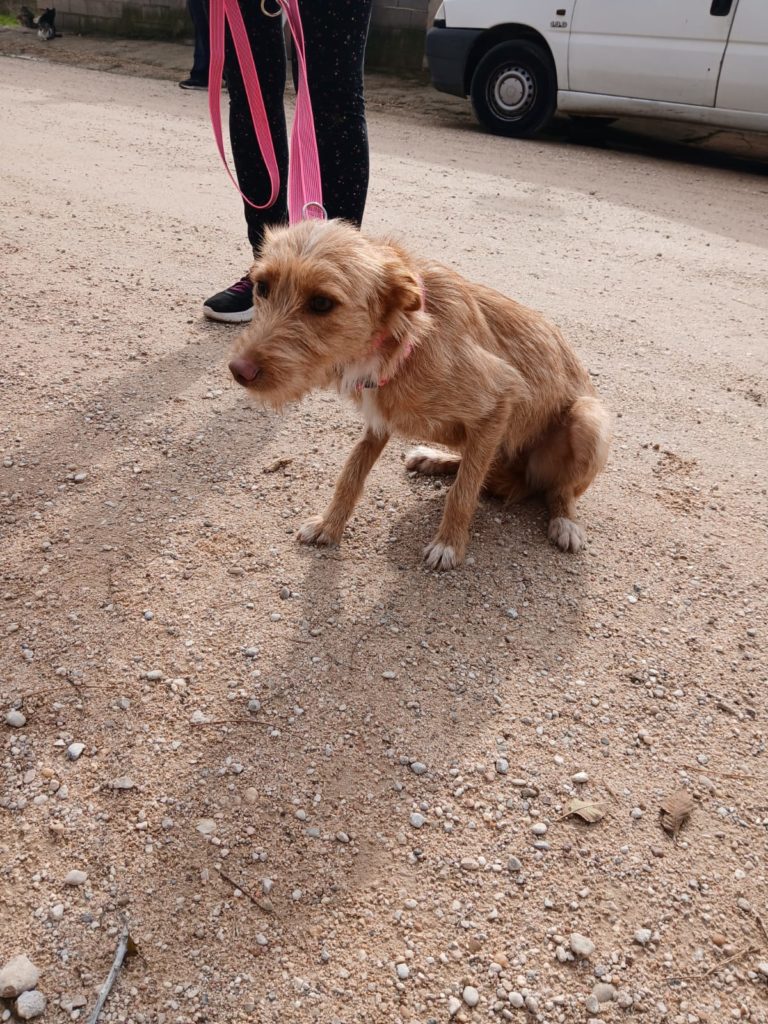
left=224, top=0, right=373, bottom=254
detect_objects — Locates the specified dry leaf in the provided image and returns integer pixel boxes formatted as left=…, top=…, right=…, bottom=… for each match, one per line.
left=660, top=789, right=695, bottom=837
left=565, top=798, right=606, bottom=823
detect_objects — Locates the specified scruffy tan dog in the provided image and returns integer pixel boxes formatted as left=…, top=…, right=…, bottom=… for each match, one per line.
left=229, top=219, right=611, bottom=569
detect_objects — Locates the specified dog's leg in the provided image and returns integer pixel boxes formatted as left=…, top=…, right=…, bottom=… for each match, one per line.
left=546, top=490, right=584, bottom=553
left=424, top=410, right=508, bottom=570
left=297, top=429, right=390, bottom=547
left=405, top=446, right=461, bottom=476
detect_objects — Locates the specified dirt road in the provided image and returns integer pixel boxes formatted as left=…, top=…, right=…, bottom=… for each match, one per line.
left=1, top=51, right=767, bottom=1024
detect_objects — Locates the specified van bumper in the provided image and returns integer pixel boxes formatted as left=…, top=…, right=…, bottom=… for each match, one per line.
left=426, top=27, right=482, bottom=98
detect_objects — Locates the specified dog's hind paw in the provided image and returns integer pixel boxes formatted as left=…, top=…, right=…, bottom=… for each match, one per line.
left=423, top=539, right=461, bottom=571
left=548, top=517, right=585, bottom=553
left=297, top=515, right=340, bottom=547
left=405, top=446, right=461, bottom=476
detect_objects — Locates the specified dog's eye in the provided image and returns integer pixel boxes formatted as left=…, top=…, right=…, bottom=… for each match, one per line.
left=308, top=295, right=335, bottom=314
left=255, top=279, right=270, bottom=299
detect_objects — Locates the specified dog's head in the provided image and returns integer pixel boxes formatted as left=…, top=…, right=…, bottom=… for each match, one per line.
left=228, top=219, right=423, bottom=407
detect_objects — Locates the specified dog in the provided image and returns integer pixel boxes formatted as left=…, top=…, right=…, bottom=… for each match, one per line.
left=229, top=219, right=611, bottom=569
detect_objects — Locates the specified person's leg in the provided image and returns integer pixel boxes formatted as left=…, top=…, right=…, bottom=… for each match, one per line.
left=182, top=0, right=210, bottom=87
left=227, top=4, right=289, bottom=252
left=204, top=3, right=290, bottom=321
left=298, top=0, right=373, bottom=225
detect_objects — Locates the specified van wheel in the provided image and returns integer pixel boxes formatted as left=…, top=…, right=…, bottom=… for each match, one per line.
left=470, top=40, right=556, bottom=138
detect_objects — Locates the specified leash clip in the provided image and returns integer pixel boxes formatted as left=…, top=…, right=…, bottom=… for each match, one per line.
left=260, top=0, right=281, bottom=16
left=302, top=201, right=327, bottom=220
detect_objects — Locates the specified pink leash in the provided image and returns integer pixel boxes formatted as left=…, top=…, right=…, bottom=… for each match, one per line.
left=207, top=0, right=325, bottom=222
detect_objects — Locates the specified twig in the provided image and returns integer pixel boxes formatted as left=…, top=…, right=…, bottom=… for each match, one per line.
left=216, top=867, right=266, bottom=909
left=704, top=945, right=757, bottom=976
left=263, top=457, right=293, bottom=473
left=190, top=719, right=260, bottom=728
left=751, top=911, right=768, bottom=946
left=88, top=920, right=134, bottom=1023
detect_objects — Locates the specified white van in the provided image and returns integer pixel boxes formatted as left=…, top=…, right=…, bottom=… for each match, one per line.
left=426, top=0, right=768, bottom=137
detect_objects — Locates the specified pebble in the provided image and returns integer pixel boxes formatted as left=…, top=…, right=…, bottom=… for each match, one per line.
left=461, top=857, right=480, bottom=871
left=462, top=986, right=480, bottom=1007
left=507, top=856, right=522, bottom=872
left=5, top=710, right=26, bottom=728
left=634, top=928, right=653, bottom=946
left=396, top=963, right=409, bottom=980
left=508, top=992, right=524, bottom=1008
left=571, top=771, right=589, bottom=784
left=448, top=996, right=462, bottom=1017
left=67, top=743, right=85, bottom=761
left=410, top=762, right=427, bottom=775
left=409, top=813, right=426, bottom=828
left=196, top=819, right=216, bottom=835
left=592, top=983, right=616, bottom=1003
left=505, top=607, right=518, bottom=619
left=244, top=788, right=258, bottom=804
left=569, top=932, right=595, bottom=958
left=496, top=758, right=509, bottom=774
left=0, top=956, right=40, bottom=998
left=110, top=776, right=135, bottom=790
left=49, top=904, right=64, bottom=921
left=585, top=997, right=599, bottom=1015
left=15, top=991, right=46, bottom=1020
left=64, top=870, right=87, bottom=886
left=61, top=993, right=87, bottom=1013
left=73, top=471, right=88, bottom=483
left=145, top=670, right=163, bottom=681
left=757, top=962, right=768, bottom=978
left=531, top=823, right=547, bottom=836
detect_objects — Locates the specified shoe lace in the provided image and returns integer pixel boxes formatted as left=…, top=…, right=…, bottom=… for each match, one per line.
left=229, top=275, right=253, bottom=295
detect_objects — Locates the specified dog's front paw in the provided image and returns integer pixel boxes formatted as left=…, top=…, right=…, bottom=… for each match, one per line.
left=423, top=539, right=463, bottom=571
left=297, top=515, right=341, bottom=547
left=548, top=516, right=585, bottom=553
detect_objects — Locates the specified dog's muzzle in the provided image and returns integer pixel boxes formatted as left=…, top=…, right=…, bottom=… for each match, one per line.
left=229, top=357, right=260, bottom=387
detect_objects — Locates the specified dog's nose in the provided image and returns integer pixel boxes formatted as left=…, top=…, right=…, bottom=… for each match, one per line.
left=229, top=356, right=260, bottom=387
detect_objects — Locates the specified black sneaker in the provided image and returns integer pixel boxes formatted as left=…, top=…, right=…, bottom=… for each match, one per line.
left=179, top=78, right=208, bottom=91
left=203, top=275, right=254, bottom=324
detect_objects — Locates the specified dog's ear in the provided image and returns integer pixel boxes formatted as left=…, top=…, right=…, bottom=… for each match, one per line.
left=379, top=246, right=422, bottom=318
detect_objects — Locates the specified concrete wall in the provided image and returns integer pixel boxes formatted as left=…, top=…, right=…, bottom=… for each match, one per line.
left=3, top=0, right=439, bottom=72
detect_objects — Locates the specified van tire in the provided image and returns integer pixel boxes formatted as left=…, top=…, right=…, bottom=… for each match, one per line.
left=470, top=40, right=556, bottom=138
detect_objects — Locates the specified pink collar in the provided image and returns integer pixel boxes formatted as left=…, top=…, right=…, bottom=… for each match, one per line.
left=356, top=277, right=425, bottom=391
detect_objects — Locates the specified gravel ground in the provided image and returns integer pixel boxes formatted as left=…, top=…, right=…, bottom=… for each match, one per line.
left=1, top=38, right=767, bottom=1024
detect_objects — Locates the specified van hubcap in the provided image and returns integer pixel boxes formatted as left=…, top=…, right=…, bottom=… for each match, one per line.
left=489, top=65, right=535, bottom=119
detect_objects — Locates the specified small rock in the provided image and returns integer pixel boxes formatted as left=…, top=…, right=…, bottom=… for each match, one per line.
left=5, top=709, right=26, bottom=728
left=593, top=983, right=616, bottom=1003
left=73, top=471, right=88, bottom=483
left=571, top=771, right=589, bottom=784
left=507, top=856, right=522, bottom=872
left=570, top=932, right=595, bottom=958
left=61, top=993, right=87, bottom=1013
left=67, top=743, right=85, bottom=761
left=462, top=986, right=480, bottom=1007
left=396, top=963, right=409, bottom=980
left=244, top=788, right=258, bottom=804
left=110, top=776, right=135, bottom=790
left=508, top=992, right=524, bottom=1008
left=196, top=819, right=216, bottom=835
left=0, top=956, right=40, bottom=998
left=524, top=995, right=538, bottom=1014
left=634, top=928, right=653, bottom=947
left=15, top=991, right=46, bottom=1020
left=585, top=998, right=599, bottom=1015
left=757, top=962, right=768, bottom=978
left=461, top=857, right=480, bottom=871
left=496, top=758, right=509, bottom=774
left=448, top=995, right=462, bottom=1017
left=145, top=669, right=163, bottom=681
left=49, top=904, right=64, bottom=921
left=410, top=762, right=427, bottom=775
left=531, top=823, right=547, bottom=836
left=409, top=812, right=426, bottom=828
left=505, top=608, right=518, bottom=619
left=64, top=870, right=87, bottom=886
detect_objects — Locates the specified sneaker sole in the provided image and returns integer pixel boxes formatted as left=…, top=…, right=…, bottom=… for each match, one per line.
left=203, top=305, right=254, bottom=324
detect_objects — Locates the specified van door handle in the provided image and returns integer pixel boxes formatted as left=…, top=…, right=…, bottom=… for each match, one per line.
left=710, top=0, right=733, bottom=15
